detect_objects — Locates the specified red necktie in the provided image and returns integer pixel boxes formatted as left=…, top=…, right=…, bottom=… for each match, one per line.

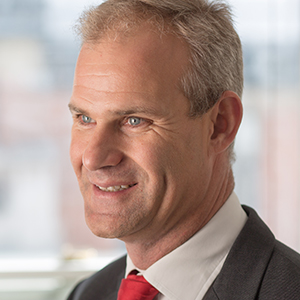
left=117, top=272, right=159, bottom=300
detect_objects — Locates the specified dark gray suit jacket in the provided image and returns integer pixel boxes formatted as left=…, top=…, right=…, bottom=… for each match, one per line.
left=67, top=206, right=300, bottom=299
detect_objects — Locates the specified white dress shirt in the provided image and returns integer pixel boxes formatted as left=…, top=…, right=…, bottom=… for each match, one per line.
left=125, top=192, right=247, bottom=300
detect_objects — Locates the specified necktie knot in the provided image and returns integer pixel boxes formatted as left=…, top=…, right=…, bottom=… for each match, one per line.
left=117, top=272, right=159, bottom=300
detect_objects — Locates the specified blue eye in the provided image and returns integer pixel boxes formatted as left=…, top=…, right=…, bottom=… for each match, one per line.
left=82, top=115, right=93, bottom=123
left=128, top=117, right=141, bottom=126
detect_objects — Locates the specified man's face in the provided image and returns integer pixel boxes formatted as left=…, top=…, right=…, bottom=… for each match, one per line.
left=69, top=25, right=214, bottom=244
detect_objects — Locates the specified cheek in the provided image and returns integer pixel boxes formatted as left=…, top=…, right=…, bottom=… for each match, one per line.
left=69, top=132, right=85, bottom=175
left=133, top=139, right=177, bottom=199
left=133, top=138, right=169, bottom=171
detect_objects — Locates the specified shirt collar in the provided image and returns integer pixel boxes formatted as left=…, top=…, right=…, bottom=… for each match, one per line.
left=126, top=192, right=247, bottom=300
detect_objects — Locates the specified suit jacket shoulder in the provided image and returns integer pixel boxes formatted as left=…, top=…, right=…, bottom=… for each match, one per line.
left=67, top=255, right=126, bottom=300
left=258, top=240, right=300, bottom=299
left=204, top=206, right=300, bottom=300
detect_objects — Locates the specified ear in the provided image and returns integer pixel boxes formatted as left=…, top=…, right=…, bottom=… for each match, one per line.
left=209, top=91, right=243, bottom=154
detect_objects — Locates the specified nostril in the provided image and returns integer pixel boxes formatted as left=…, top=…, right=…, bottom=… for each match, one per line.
left=82, top=146, right=123, bottom=171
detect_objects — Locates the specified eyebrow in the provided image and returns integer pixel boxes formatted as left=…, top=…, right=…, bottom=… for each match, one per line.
left=68, top=103, right=163, bottom=117
left=68, top=103, right=88, bottom=115
left=114, top=106, right=163, bottom=117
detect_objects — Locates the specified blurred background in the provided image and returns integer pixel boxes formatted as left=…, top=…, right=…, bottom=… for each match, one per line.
left=0, top=0, right=300, bottom=299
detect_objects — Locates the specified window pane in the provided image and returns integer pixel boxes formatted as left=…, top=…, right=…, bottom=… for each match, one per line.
left=1, top=0, right=300, bottom=299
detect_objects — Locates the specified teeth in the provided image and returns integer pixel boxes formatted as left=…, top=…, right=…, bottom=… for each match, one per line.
left=97, top=184, right=133, bottom=192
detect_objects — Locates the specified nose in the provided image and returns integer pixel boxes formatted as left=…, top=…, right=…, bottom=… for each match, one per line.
left=82, top=126, right=123, bottom=171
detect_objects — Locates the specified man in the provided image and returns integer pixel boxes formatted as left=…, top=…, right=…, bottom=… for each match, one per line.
left=67, top=0, right=300, bottom=299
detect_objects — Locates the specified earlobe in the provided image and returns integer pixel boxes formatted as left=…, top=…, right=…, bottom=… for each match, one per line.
left=209, top=91, right=243, bottom=153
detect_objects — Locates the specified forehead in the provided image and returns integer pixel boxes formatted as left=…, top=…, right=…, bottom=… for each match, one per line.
left=77, top=22, right=189, bottom=83
left=72, top=23, right=190, bottom=114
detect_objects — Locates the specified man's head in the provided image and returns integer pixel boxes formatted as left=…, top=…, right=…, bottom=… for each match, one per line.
left=69, top=0, right=243, bottom=255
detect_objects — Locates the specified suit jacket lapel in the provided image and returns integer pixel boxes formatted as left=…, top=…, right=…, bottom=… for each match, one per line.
left=204, top=206, right=275, bottom=300
left=96, top=256, right=126, bottom=300
left=100, top=266, right=124, bottom=300
left=68, top=255, right=126, bottom=300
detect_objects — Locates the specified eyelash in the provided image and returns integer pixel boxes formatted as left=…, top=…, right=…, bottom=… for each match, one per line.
left=74, top=114, right=152, bottom=128
left=126, top=117, right=142, bottom=126
left=124, top=116, right=153, bottom=128
left=73, top=114, right=95, bottom=126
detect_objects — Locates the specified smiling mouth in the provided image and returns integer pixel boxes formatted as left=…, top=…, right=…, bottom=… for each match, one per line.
left=95, top=183, right=137, bottom=192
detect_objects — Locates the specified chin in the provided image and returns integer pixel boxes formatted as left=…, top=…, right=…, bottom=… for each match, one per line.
left=88, top=224, right=119, bottom=239
left=86, top=216, right=127, bottom=239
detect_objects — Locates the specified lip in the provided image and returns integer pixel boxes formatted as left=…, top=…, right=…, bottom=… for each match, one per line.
left=91, top=182, right=138, bottom=196
left=95, top=183, right=137, bottom=192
